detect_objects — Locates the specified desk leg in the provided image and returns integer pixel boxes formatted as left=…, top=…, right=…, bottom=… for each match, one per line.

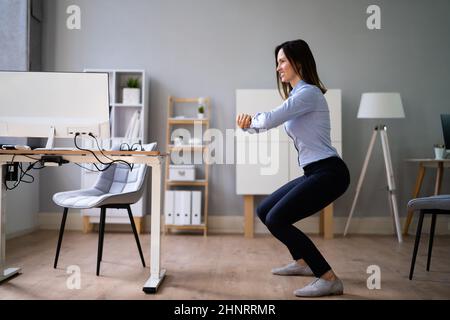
left=434, top=162, right=444, bottom=195
left=320, top=203, right=334, bottom=239
left=0, top=164, right=21, bottom=282
left=143, top=162, right=166, bottom=293
left=244, top=195, right=254, bottom=238
left=403, top=164, right=425, bottom=235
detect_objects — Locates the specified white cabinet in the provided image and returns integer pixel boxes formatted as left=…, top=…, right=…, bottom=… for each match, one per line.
left=236, top=141, right=289, bottom=194
left=236, top=89, right=342, bottom=194
left=235, top=90, right=289, bottom=142
left=80, top=69, right=148, bottom=232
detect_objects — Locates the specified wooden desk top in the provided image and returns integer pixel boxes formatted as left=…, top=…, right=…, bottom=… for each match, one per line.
left=0, top=149, right=163, bottom=156
left=405, top=158, right=450, bottom=168
left=405, top=158, right=450, bottom=163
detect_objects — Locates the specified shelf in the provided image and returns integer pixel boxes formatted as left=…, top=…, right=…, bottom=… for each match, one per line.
left=167, top=180, right=207, bottom=186
left=168, top=144, right=206, bottom=151
left=165, top=224, right=206, bottom=230
left=165, top=96, right=210, bottom=236
left=168, top=118, right=209, bottom=125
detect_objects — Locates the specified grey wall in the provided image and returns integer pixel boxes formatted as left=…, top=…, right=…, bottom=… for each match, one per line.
left=0, top=0, right=28, bottom=70
left=1, top=0, right=42, bottom=237
left=40, top=0, right=450, bottom=219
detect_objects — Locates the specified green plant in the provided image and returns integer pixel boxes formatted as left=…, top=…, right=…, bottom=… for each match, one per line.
left=126, top=78, right=140, bottom=88
left=198, top=105, right=205, bottom=114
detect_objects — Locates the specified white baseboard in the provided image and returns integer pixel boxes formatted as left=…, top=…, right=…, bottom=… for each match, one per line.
left=37, top=212, right=450, bottom=235
left=6, top=226, right=39, bottom=240
left=38, top=211, right=85, bottom=231
left=210, top=215, right=450, bottom=235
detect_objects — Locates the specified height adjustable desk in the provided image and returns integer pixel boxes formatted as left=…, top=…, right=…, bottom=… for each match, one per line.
left=0, top=149, right=166, bottom=293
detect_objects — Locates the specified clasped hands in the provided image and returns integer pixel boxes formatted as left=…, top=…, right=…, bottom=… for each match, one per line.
left=236, top=113, right=252, bottom=129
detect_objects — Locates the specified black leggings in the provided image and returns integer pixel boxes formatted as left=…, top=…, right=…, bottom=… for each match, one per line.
left=256, top=156, right=350, bottom=278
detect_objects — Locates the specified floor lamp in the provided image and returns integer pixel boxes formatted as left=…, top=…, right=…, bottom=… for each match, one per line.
left=343, top=93, right=405, bottom=243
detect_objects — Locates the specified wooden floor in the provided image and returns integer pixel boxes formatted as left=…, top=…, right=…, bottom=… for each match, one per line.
left=1, top=230, right=449, bottom=299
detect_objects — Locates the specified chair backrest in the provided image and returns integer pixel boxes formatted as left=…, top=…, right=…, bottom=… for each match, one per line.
left=93, top=163, right=147, bottom=195
left=91, top=142, right=157, bottom=204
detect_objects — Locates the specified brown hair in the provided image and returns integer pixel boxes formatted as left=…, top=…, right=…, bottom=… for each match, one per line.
left=275, top=39, right=327, bottom=99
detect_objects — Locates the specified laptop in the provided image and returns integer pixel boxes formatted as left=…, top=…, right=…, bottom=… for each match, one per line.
left=440, top=114, right=450, bottom=158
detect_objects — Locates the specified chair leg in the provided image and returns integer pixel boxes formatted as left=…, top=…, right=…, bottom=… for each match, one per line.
left=126, top=205, right=146, bottom=267
left=54, top=207, right=68, bottom=268
left=427, top=213, right=437, bottom=272
left=97, top=207, right=106, bottom=276
left=409, top=211, right=424, bottom=280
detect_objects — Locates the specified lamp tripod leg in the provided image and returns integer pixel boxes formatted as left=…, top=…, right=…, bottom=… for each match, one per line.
left=344, top=128, right=378, bottom=236
left=380, top=128, right=403, bottom=243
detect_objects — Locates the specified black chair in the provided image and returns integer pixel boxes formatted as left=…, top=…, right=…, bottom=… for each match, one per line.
left=407, top=195, right=450, bottom=280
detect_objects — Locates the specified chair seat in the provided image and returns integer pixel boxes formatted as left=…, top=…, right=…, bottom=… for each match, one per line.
left=407, top=195, right=450, bottom=211
left=53, top=188, right=141, bottom=209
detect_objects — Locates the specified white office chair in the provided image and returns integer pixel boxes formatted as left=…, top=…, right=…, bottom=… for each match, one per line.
left=52, top=144, right=155, bottom=276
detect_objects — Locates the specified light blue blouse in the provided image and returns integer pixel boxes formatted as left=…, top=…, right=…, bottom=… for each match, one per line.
left=247, top=80, right=338, bottom=168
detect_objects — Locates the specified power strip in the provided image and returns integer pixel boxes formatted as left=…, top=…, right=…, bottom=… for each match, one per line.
left=5, top=163, right=19, bottom=181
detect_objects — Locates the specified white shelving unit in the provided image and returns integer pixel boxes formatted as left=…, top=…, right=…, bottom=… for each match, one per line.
left=164, top=96, right=211, bottom=236
left=80, top=69, right=148, bottom=233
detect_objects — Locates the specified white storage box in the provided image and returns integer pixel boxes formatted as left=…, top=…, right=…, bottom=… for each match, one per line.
left=169, top=165, right=195, bottom=181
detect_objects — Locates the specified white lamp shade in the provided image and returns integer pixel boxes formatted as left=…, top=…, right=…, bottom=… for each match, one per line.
left=357, top=92, right=405, bottom=119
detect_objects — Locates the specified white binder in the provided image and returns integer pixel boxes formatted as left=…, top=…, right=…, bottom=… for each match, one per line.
left=174, top=191, right=183, bottom=225
left=182, top=191, right=192, bottom=225
left=164, top=190, right=174, bottom=225
left=191, top=191, right=202, bottom=225
left=175, top=191, right=191, bottom=225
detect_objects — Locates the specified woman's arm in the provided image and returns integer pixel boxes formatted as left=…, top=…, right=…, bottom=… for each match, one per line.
left=251, top=87, right=318, bottom=130
left=236, top=113, right=262, bottom=134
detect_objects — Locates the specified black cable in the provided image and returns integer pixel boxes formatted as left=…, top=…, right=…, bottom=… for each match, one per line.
left=73, top=133, right=133, bottom=171
left=120, top=142, right=144, bottom=151
left=74, top=162, right=101, bottom=172
left=4, top=155, right=45, bottom=191
left=90, top=133, right=115, bottom=162
left=88, top=133, right=134, bottom=171
left=4, top=134, right=137, bottom=190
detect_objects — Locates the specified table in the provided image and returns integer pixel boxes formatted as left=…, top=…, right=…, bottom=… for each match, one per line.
left=243, top=195, right=334, bottom=239
left=0, top=149, right=166, bottom=293
left=403, top=158, right=450, bottom=235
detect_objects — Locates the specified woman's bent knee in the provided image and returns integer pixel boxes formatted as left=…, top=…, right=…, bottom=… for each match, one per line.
left=265, top=214, right=284, bottom=233
left=256, top=204, right=268, bottom=224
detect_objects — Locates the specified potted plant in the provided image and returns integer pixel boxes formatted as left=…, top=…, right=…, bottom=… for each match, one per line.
left=197, top=105, right=205, bottom=119
left=434, top=143, right=446, bottom=159
left=123, top=78, right=141, bottom=105
left=197, top=97, right=206, bottom=119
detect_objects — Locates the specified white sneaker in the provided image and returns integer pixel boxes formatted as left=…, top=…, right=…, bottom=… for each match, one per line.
left=294, top=277, right=344, bottom=297
left=271, top=261, right=314, bottom=276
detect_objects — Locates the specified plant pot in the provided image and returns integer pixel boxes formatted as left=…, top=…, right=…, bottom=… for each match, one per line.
left=122, top=88, right=140, bottom=105
left=197, top=113, right=204, bottom=119
left=434, top=147, right=445, bottom=160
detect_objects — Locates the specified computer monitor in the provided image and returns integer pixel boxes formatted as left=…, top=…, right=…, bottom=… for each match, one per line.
left=441, top=114, right=450, bottom=158
left=0, top=71, right=110, bottom=148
